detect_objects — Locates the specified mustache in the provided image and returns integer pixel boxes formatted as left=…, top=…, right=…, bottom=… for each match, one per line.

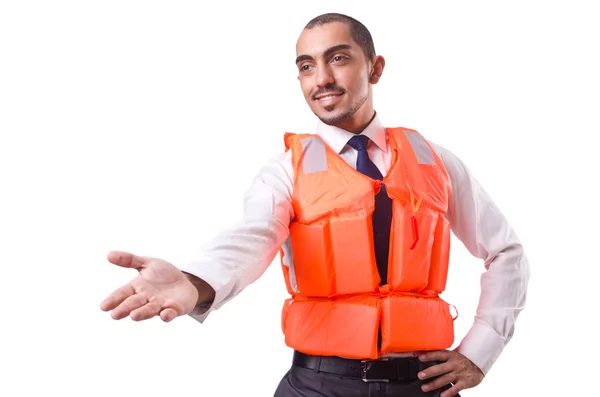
left=311, top=85, right=346, bottom=100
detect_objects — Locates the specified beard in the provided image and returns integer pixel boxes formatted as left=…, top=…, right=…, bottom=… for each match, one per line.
left=316, top=93, right=368, bottom=127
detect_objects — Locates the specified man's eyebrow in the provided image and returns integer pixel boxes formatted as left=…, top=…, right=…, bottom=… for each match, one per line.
left=323, top=44, right=352, bottom=59
left=295, top=54, right=313, bottom=65
left=295, top=44, right=353, bottom=65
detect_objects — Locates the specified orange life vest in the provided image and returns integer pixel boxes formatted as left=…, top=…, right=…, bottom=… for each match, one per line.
left=279, top=127, right=455, bottom=359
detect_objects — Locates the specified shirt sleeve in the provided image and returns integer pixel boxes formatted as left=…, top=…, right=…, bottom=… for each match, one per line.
left=179, top=151, right=294, bottom=323
left=431, top=142, right=531, bottom=375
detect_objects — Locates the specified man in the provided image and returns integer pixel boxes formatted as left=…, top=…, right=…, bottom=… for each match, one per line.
left=100, top=13, right=529, bottom=397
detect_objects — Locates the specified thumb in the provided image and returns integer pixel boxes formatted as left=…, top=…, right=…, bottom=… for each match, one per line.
left=106, top=251, right=149, bottom=270
left=160, top=308, right=179, bottom=322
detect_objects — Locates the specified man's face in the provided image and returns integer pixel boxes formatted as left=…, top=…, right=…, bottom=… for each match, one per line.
left=295, top=22, right=373, bottom=129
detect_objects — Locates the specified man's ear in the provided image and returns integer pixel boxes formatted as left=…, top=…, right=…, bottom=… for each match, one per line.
left=369, top=55, right=386, bottom=84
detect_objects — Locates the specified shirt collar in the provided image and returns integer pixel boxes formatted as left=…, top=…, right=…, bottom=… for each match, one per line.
left=314, top=112, right=388, bottom=154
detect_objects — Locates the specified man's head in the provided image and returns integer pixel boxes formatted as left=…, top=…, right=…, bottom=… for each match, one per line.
left=295, top=13, right=385, bottom=133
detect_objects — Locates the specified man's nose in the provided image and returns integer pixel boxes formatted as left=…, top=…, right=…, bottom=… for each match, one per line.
left=316, top=64, right=334, bottom=87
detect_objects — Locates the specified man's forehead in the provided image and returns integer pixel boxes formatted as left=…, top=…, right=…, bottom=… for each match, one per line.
left=296, top=22, right=355, bottom=56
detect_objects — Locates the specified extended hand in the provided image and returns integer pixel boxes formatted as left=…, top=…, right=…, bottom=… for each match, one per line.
left=417, top=350, right=484, bottom=397
left=100, top=251, right=199, bottom=322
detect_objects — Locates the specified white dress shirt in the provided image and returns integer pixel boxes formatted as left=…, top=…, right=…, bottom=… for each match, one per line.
left=180, top=113, right=530, bottom=376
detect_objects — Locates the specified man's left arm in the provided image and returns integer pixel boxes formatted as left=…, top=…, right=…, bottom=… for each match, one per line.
left=418, top=142, right=530, bottom=395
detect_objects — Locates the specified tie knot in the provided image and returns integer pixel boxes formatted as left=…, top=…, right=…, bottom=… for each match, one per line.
left=347, top=134, right=370, bottom=151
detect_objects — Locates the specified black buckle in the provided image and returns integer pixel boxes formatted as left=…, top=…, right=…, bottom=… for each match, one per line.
left=360, top=359, right=391, bottom=383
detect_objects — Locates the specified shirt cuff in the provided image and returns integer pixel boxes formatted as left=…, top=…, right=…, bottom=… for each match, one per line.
left=179, top=256, right=235, bottom=324
left=455, top=321, right=506, bottom=375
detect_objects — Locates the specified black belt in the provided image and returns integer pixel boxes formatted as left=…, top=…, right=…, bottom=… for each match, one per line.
left=292, top=351, right=438, bottom=383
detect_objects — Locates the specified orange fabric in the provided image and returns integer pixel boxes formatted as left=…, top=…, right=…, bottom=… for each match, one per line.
left=279, top=128, right=454, bottom=359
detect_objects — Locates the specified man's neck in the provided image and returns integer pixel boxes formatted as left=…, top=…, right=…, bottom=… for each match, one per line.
left=335, top=111, right=377, bottom=134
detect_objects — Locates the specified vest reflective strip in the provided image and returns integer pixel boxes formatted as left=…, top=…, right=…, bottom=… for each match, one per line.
left=301, top=136, right=328, bottom=174
left=281, top=237, right=299, bottom=292
left=404, top=130, right=434, bottom=165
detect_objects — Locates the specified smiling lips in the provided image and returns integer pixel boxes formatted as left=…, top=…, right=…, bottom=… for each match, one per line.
left=314, top=92, right=344, bottom=107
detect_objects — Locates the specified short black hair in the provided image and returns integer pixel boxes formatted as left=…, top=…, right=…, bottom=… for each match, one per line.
left=304, top=13, right=376, bottom=60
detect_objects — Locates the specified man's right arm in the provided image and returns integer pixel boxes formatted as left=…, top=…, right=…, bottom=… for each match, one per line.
left=182, top=272, right=216, bottom=307
left=179, top=152, right=295, bottom=322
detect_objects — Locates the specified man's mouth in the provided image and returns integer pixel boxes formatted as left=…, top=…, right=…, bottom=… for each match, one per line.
left=314, top=92, right=344, bottom=101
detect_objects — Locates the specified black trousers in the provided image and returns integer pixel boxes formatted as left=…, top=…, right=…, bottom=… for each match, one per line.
left=274, top=364, right=457, bottom=397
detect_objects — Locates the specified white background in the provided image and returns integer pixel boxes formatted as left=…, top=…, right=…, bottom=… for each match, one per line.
left=1, top=1, right=599, bottom=396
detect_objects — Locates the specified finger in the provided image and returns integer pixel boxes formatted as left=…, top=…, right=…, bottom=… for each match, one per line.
left=159, top=308, right=178, bottom=322
left=422, top=373, right=454, bottom=393
left=100, top=284, right=136, bottom=311
left=110, top=293, right=148, bottom=320
left=130, top=301, right=162, bottom=321
left=440, top=382, right=463, bottom=397
left=106, top=251, right=149, bottom=270
left=418, top=362, right=453, bottom=380
left=419, top=350, right=452, bottom=362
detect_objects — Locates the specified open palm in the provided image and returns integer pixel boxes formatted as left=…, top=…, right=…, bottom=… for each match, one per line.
left=100, top=251, right=199, bottom=322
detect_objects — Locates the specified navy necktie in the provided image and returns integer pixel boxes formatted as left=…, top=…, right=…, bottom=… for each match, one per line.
left=347, top=135, right=392, bottom=285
